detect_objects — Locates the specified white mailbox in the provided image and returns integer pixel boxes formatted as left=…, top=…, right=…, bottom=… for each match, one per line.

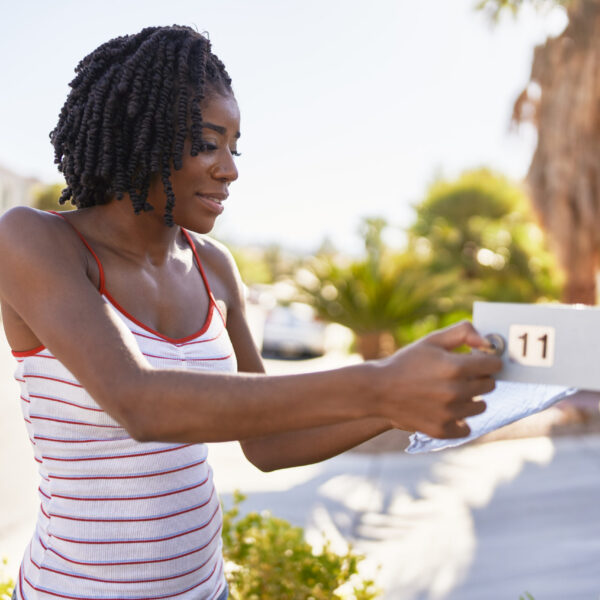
left=473, top=301, right=600, bottom=390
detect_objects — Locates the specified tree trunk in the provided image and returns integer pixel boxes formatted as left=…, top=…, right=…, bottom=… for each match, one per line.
left=356, top=331, right=396, bottom=360
left=514, top=0, right=600, bottom=304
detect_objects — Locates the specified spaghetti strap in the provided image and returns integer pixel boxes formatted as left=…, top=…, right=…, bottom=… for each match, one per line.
left=48, top=211, right=106, bottom=294
left=181, top=229, right=226, bottom=324
left=47, top=212, right=224, bottom=327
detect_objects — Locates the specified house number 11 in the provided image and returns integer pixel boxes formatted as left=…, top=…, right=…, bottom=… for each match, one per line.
left=508, top=325, right=555, bottom=367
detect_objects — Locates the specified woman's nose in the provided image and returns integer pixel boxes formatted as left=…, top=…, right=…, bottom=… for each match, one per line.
left=213, top=150, right=238, bottom=183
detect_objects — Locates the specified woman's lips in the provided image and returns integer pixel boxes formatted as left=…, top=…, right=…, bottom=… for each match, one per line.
left=195, top=193, right=226, bottom=215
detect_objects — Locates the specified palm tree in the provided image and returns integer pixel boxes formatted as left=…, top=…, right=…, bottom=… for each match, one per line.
left=483, top=0, right=600, bottom=303
left=297, top=218, right=462, bottom=359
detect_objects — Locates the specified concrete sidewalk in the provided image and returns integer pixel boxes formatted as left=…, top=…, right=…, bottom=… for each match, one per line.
left=1, top=338, right=599, bottom=598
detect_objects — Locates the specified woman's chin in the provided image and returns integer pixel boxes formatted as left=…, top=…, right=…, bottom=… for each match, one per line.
left=175, top=216, right=218, bottom=235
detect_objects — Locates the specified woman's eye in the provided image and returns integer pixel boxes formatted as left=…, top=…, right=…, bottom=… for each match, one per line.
left=199, top=143, right=240, bottom=157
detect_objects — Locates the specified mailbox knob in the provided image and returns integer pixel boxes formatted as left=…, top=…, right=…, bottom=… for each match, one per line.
left=484, top=333, right=506, bottom=356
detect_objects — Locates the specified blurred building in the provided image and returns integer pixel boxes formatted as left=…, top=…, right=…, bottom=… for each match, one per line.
left=0, top=163, right=38, bottom=214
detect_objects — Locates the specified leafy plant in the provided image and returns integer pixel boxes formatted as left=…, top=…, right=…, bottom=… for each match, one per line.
left=297, top=217, right=464, bottom=357
left=0, top=558, right=14, bottom=600
left=221, top=491, right=381, bottom=600
left=409, top=169, right=563, bottom=304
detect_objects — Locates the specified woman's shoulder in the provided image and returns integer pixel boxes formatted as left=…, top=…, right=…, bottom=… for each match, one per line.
left=0, top=206, right=76, bottom=245
left=185, top=230, right=238, bottom=276
left=184, top=231, right=245, bottom=304
left=0, top=205, right=52, bottom=230
left=0, top=207, right=97, bottom=349
left=0, top=207, right=89, bottom=277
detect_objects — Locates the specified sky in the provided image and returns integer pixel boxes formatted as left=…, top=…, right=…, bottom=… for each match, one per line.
left=0, top=0, right=567, bottom=253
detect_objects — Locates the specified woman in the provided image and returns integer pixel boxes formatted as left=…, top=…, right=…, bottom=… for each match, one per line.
left=0, top=25, right=501, bottom=600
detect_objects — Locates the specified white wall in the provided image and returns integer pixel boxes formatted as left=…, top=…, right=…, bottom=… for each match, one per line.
left=0, top=164, right=38, bottom=214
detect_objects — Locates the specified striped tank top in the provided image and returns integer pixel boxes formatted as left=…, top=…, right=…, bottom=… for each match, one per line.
left=13, top=215, right=236, bottom=600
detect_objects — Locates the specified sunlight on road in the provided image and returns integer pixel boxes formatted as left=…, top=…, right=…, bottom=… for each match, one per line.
left=317, top=438, right=555, bottom=599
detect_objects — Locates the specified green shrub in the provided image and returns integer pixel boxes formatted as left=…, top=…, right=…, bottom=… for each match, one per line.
left=410, top=169, right=563, bottom=304
left=222, top=491, right=381, bottom=600
left=0, top=558, right=14, bottom=599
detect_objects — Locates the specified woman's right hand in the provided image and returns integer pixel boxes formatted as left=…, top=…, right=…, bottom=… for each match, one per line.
left=372, top=321, right=503, bottom=439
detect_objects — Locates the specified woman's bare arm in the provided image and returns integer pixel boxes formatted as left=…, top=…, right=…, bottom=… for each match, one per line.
left=0, top=207, right=501, bottom=446
left=231, top=293, right=396, bottom=471
left=211, top=251, right=394, bottom=471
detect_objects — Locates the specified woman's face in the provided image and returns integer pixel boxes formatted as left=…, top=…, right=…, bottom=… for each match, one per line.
left=148, top=92, right=241, bottom=234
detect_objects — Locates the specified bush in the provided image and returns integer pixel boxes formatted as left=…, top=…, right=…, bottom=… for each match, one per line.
left=410, top=169, right=563, bottom=304
left=222, top=491, right=381, bottom=600
left=0, top=558, right=14, bottom=599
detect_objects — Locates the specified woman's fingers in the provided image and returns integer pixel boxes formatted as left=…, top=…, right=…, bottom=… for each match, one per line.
left=450, top=351, right=503, bottom=379
left=425, top=320, right=494, bottom=353
left=380, top=321, right=505, bottom=439
left=452, top=396, right=487, bottom=419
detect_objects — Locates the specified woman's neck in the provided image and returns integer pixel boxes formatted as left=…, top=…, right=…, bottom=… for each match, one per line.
left=71, top=200, right=182, bottom=267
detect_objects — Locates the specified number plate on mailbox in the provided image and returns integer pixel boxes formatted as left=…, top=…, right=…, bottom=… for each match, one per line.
left=508, top=324, right=555, bottom=367
left=473, top=302, right=600, bottom=390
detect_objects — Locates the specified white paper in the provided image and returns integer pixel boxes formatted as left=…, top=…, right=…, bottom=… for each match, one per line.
left=405, top=381, right=577, bottom=454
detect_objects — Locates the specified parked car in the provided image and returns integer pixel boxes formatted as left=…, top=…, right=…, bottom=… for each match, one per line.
left=261, top=302, right=327, bottom=358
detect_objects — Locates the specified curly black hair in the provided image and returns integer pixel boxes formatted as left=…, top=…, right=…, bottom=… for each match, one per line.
left=50, top=25, right=233, bottom=225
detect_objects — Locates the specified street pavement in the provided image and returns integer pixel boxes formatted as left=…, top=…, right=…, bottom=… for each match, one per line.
left=1, top=336, right=599, bottom=599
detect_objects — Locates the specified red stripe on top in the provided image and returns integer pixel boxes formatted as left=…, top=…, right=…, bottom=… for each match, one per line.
left=29, top=393, right=104, bottom=412
left=18, top=565, right=24, bottom=600
left=41, top=443, right=192, bottom=462
left=23, top=558, right=219, bottom=600
left=131, top=330, right=171, bottom=343
left=24, top=374, right=83, bottom=388
left=35, top=436, right=129, bottom=444
left=51, top=504, right=219, bottom=545
left=132, top=327, right=225, bottom=346
left=47, top=459, right=206, bottom=479
left=50, top=476, right=208, bottom=502
left=104, top=291, right=217, bottom=345
left=48, top=488, right=215, bottom=523
left=176, top=329, right=224, bottom=346
left=30, top=415, right=122, bottom=428
left=182, top=229, right=227, bottom=326
left=40, top=526, right=222, bottom=567
left=28, top=542, right=220, bottom=584
left=49, top=211, right=106, bottom=293
left=12, top=345, right=46, bottom=357
left=141, top=351, right=232, bottom=362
